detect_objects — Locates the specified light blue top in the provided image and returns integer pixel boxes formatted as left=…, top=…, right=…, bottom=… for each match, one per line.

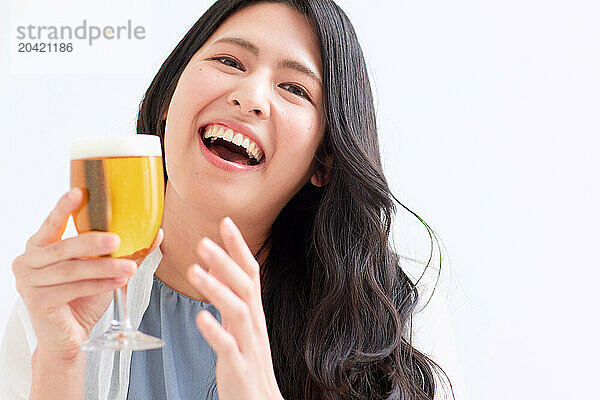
left=126, top=274, right=221, bottom=400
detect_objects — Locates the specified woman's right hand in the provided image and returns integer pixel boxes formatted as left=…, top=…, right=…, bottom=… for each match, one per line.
left=11, top=188, right=163, bottom=361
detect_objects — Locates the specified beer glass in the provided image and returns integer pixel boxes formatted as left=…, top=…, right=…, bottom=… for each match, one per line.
left=70, top=135, right=165, bottom=351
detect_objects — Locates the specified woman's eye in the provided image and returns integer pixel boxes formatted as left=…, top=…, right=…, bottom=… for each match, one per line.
left=213, top=56, right=245, bottom=71
left=280, top=83, right=311, bottom=101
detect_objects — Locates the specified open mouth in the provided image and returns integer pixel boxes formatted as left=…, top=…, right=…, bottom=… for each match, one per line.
left=199, top=124, right=265, bottom=167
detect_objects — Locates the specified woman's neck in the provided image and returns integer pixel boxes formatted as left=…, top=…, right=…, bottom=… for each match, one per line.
left=155, top=182, right=271, bottom=302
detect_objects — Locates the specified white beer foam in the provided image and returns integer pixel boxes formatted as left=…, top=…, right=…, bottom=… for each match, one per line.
left=70, top=135, right=162, bottom=159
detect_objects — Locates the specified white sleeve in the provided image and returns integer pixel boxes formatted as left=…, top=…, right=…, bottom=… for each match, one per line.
left=0, top=298, right=36, bottom=400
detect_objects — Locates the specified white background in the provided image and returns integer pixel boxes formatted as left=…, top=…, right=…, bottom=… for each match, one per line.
left=1, top=1, right=599, bottom=399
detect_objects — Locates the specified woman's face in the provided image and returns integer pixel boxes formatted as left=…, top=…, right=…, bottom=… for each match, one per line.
left=163, top=2, right=325, bottom=228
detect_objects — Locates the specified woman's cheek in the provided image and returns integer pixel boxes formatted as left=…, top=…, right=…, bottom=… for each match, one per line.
left=191, top=68, right=235, bottom=102
left=294, top=112, right=322, bottom=152
left=171, top=64, right=229, bottom=113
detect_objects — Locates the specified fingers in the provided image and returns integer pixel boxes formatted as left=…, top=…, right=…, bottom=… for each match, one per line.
left=219, top=217, right=261, bottom=285
left=194, top=217, right=269, bottom=344
left=25, top=232, right=121, bottom=268
left=188, top=265, right=254, bottom=352
left=27, top=188, right=83, bottom=249
left=24, top=277, right=128, bottom=310
left=195, top=310, right=242, bottom=363
left=150, top=228, right=164, bottom=252
left=214, top=218, right=267, bottom=331
left=136, top=228, right=164, bottom=265
left=25, top=258, right=136, bottom=288
left=196, top=237, right=255, bottom=304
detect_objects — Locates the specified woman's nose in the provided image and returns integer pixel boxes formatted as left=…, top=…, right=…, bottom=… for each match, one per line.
left=227, top=76, right=271, bottom=119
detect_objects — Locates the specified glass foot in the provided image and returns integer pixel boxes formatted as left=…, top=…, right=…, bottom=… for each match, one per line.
left=81, top=326, right=165, bottom=351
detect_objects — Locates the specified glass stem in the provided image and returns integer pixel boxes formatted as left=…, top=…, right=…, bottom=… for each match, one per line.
left=110, top=287, right=133, bottom=330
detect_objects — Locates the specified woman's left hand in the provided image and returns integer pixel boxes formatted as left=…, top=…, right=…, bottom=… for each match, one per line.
left=187, top=217, right=283, bottom=400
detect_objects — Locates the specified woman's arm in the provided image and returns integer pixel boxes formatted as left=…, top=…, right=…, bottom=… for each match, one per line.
left=30, top=348, right=86, bottom=400
left=0, top=299, right=87, bottom=400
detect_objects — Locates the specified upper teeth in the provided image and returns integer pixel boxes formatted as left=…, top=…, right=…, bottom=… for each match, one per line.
left=203, top=124, right=263, bottom=162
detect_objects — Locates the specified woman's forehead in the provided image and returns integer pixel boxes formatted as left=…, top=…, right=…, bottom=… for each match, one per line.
left=202, top=2, right=322, bottom=72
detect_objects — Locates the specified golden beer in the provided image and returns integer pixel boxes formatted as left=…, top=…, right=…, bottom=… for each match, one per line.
left=70, top=136, right=164, bottom=259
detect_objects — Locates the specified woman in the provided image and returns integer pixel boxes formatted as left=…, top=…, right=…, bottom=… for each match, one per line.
left=2, top=0, right=451, bottom=399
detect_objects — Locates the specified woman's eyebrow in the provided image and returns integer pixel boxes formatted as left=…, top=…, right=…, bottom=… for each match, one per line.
left=212, top=36, right=260, bottom=56
left=211, top=36, right=322, bottom=86
left=278, top=59, right=322, bottom=86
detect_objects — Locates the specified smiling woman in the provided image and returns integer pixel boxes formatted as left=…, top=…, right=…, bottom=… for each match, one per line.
left=2, top=1, right=452, bottom=400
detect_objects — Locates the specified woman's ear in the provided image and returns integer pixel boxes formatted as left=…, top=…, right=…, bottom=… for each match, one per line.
left=161, top=110, right=167, bottom=121
left=310, top=153, right=333, bottom=187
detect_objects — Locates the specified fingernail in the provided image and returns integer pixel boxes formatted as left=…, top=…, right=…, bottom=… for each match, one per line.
left=223, top=217, right=238, bottom=234
left=201, top=237, right=218, bottom=251
left=120, top=260, right=136, bottom=273
left=104, top=234, right=120, bottom=248
left=199, top=310, right=212, bottom=324
left=66, top=187, right=78, bottom=200
left=192, top=264, right=205, bottom=278
left=113, top=276, right=128, bottom=285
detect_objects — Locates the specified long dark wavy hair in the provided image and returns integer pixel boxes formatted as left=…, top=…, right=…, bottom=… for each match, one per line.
left=137, top=0, right=453, bottom=398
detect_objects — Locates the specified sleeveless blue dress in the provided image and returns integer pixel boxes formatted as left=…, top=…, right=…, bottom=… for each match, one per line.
left=126, top=274, right=221, bottom=400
